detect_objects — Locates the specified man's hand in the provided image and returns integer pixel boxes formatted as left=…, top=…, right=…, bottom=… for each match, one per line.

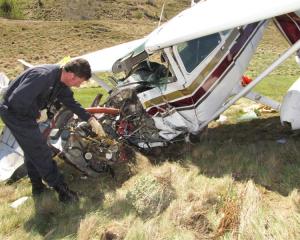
left=88, top=117, right=106, bottom=137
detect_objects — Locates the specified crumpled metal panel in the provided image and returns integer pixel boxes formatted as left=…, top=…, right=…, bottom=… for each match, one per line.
left=0, top=126, right=24, bottom=181
left=0, top=72, right=9, bottom=99
left=280, top=77, right=300, bottom=130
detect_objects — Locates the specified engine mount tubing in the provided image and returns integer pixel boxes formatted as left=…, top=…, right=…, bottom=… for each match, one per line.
left=85, top=107, right=120, bottom=115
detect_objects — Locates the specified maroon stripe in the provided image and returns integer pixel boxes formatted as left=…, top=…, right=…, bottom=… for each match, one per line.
left=147, top=22, right=261, bottom=116
left=172, top=88, right=205, bottom=107
left=192, top=23, right=260, bottom=108
left=275, top=13, right=300, bottom=45
left=147, top=105, right=167, bottom=116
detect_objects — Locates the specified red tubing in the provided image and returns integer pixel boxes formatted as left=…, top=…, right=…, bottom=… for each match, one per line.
left=85, top=107, right=120, bottom=115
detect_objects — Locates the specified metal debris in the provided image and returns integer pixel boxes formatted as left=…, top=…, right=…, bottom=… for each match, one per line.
left=10, top=196, right=29, bottom=208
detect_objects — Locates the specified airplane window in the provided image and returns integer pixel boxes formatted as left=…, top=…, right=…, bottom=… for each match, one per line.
left=177, top=33, right=221, bottom=73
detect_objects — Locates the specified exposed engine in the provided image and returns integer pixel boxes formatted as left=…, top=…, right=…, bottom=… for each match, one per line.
left=103, top=87, right=166, bottom=148
left=48, top=88, right=165, bottom=176
left=48, top=61, right=170, bottom=176
left=49, top=112, right=135, bottom=177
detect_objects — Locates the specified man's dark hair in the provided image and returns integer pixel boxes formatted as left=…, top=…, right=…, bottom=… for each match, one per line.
left=63, top=58, right=92, bottom=80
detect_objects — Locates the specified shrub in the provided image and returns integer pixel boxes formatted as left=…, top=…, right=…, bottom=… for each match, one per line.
left=126, top=174, right=176, bottom=218
left=0, top=0, right=22, bottom=19
left=133, top=10, right=144, bottom=20
left=146, top=0, right=156, bottom=6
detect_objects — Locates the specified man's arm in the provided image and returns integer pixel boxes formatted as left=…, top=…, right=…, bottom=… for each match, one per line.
left=56, top=86, right=91, bottom=121
left=57, top=86, right=106, bottom=137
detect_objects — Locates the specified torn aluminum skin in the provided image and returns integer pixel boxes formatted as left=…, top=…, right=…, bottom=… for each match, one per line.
left=0, top=126, right=24, bottom=181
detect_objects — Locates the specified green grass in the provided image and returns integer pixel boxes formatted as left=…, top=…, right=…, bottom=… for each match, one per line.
left=254, top=75, right=297, bottom=101
left=72, top=86, right=108, bottom=107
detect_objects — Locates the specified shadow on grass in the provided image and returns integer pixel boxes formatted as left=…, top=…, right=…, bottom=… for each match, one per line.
left=23, top=162, right=135, bottom=239
left=22, top=115, right=300, bottom=238
left=149, top=116, right=300, bottom=197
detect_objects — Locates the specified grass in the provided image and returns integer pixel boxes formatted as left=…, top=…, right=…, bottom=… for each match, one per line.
left=0, top=19, right=156, bottom=79
left=72, top=86, right=108, bottom=107
left=0, top=111, right=300, bottom=239
left=0, top=4, right=300, bottom=240
left=253, top=75, right=296, bottom=101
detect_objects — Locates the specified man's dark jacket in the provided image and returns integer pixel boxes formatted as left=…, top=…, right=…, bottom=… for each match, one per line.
left=3, top=64, right=91, bottom=121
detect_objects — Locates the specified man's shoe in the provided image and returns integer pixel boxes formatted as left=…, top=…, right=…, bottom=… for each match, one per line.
left=32, top=182, right=47, bottom=196
left=53, top=183, right=79, bottom=203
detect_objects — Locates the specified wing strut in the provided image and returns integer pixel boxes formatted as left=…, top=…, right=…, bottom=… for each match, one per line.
left=91, top=74, right=112, bottom=92
left=197, top=39, right=300, bottom=132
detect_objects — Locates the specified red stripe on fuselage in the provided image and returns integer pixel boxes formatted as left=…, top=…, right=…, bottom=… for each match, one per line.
left=147, top=22, right=261, bottom=116
left=274, top=13, right=300, bottom=45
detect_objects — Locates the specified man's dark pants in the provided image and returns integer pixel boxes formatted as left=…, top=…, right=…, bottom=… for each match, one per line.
left=0, top=104, right=63, bottom=187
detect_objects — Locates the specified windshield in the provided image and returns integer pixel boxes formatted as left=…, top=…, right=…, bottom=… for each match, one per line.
left=177, top=33, right=221, bottom=73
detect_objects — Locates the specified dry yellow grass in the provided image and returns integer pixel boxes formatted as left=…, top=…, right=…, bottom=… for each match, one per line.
left=238, top=181, right=262, bottom=239
left=78, top=215, right=101, bottom=240
left=0, top=18, right=156, bottom=79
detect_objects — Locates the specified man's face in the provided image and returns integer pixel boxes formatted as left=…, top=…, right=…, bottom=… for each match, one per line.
left=65, top=73, right=86, bottom=87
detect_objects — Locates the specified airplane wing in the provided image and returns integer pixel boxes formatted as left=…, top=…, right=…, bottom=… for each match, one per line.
left=145, top=0, right=300, bottom=52
left=76, top=38, right=147, bottom=73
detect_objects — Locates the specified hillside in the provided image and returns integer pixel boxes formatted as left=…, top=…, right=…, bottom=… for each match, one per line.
left=0, top=1, right=300, bottom=240
left=0, top=0, right=189, bottom=79
left=0, top=0, right=189, bottom=21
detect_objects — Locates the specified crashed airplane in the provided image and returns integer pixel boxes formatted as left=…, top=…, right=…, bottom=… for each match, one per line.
left=1, top=0, right=300, bottom=179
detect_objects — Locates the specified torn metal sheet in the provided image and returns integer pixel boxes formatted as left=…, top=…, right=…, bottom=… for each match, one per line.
left=280, top=77, right=300, bottom=130
left=0, top=126, right=24, bottom=181
left=0, top=72, right=9, bottom=99
left=10, top=196, right=29, bottom=208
